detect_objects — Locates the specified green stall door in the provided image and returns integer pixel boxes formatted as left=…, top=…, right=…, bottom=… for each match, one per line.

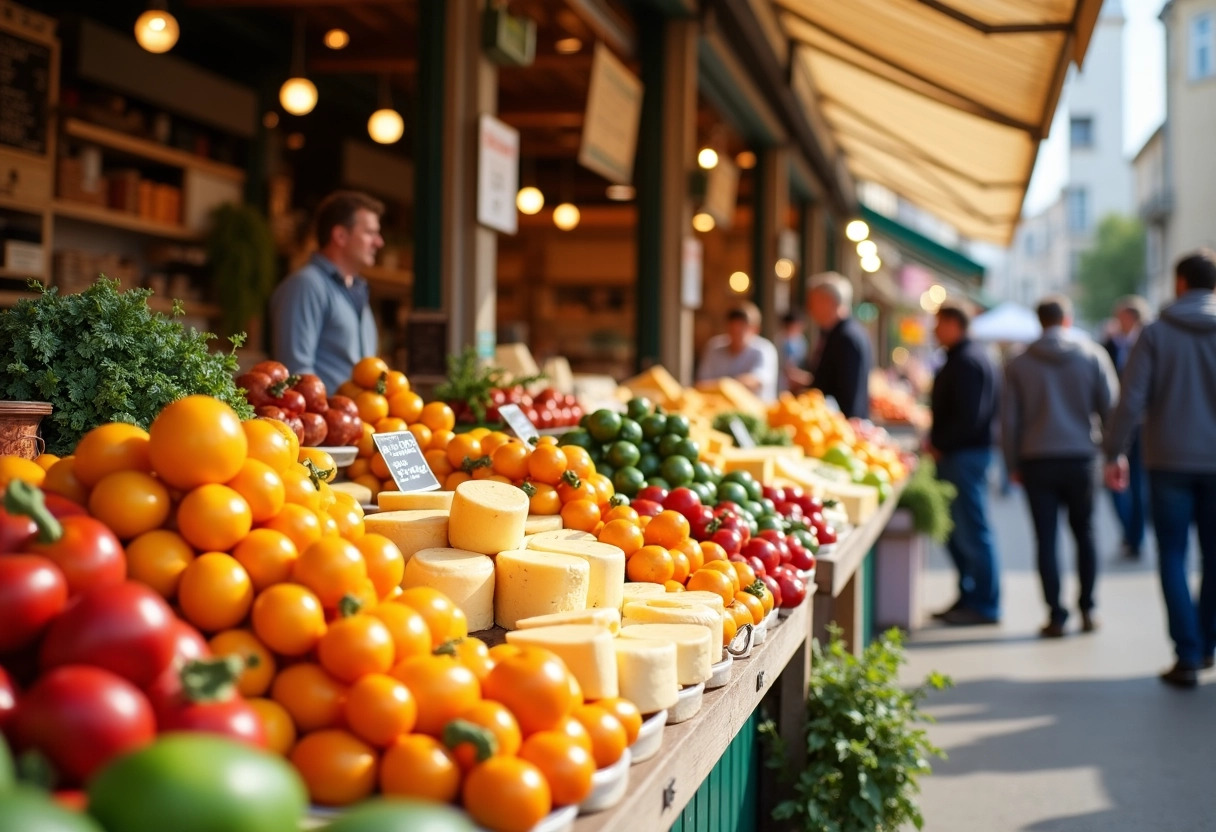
left=668, top=711, right=761, bottom=832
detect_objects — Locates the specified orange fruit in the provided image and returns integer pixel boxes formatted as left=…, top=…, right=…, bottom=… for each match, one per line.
left=419, top=402, right=456, bottom=434
left=626, top=545, right=675, bottom=584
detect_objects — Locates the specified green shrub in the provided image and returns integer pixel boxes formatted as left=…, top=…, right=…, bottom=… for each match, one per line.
left=897, top=458, right=955, bottom=543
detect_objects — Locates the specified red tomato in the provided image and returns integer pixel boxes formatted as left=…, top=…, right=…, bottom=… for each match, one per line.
left=40, top=581, right=179, bottom=688
left=743, top=538, right=781, bottom=577
left=11, top=665, right=156, bottom=784
left=251, top=360, right=290, bottom=384
left=636, top=486, right=669, bottom=504
left=28, top=514, right=125, bottom=598
left=0, top=666, right=16, bottom=731
left=771, top=566, right=808, bottom=608
left=0, top=554, right=68, bottom=653
left=711, top=527, right=744, bottom=556
left=147, top=656, right=267, bottom=748
left=630, top=499, right=664, bottom=519
left=761, top=573, right=783, bottom=609
left=294, top=374, right=329, bottom=413
left=236, top=371, right=274, bottom=408
left=662, top=487, right=702, bottom=520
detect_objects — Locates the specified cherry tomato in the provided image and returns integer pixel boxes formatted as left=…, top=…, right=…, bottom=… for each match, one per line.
left=176, top=484, right=253, bottom=553
left=292, top=538, right=368, bottom=610
left=290, top=729, right=378, bottom=807
left=518, top=730, right=594, bottom=806
left=177, top=553, right=254, bottom=634
left=125, top=530, right=195, bottom=600
left=367, top=603, right=431, bottom=665
left=271, top=663, right=346, bottom=733
left=446, top=700, right=522, bottom=772
left=252, top=584, right=327, bottom=657
left=232, top=529, right=298, bottom=592
left=356, top=534, right=404, bottom=600
left=0, top=554, right=68, bottom=653
left=226, top=460, right=286, bottom=524
left=463, top=757, right=551, bottom=832
left=594, top=697, right=642, bottom=745
left=391, top=655, right=480, bottom=737
left=318, top=612, right=395, bottom=683
left=379, top=734, right=461, bottom=802
left=247, top=697, right=297, bottom=755
left=396, top=587, right=461, bottom=649
left=208, top=629, right=276, bottom=697
left=27, top=513, right=125, bottom=597
left=344, top=674, right=417, bottom=747
left=571, top=703, right=628, bottom=768
left=71, top=423, right=151, bottom=487
left=147, top=656, right=267, bottom=748
left=148, top=396, right=248, bottom=491
left=87, top=470, right=170, bottom=541
left=482, top=646, right=577, bottom=736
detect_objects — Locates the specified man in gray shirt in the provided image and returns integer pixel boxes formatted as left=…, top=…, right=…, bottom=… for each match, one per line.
left=1003, top=295, right=1118, bottom=638
left=272, top=191, right=383, bottom=392
left=696, top=301, right=778, bottom=401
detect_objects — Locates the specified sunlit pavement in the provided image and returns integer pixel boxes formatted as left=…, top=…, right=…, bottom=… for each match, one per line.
left=901, top=484, right=1216, bottom=832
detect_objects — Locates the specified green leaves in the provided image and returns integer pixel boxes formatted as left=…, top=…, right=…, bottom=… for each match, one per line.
left=897, top=458, right=956, bottom=543
left=763, top=626, right=950, bottom=832
left=0, top=278, right=255, bottom=455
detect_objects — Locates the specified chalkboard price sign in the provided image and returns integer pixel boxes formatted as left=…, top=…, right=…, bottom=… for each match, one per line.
left=0, top=29, right=51, bottom=155
left=498, top=403, right=539, bottom=442
left=372, top=431, right=441, bottom=493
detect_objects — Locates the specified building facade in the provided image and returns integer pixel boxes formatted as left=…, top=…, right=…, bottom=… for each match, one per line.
left=1133, top=126, right=1172, bottom=309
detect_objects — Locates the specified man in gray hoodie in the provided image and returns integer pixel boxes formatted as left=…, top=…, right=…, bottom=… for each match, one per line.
left=1003, top=295, right=1119, bottom=638
left=1104, top=250, right=1216, bottom=688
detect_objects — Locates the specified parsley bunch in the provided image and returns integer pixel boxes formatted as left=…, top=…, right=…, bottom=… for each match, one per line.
left=0, top=278, right=255, bottom=455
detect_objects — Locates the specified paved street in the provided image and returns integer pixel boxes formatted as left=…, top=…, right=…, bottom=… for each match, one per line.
left=902, top=482, right=1216, bottom=832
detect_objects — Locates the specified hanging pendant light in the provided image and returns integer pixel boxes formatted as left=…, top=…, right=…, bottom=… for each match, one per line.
left=280, top=16, right=318, bottom=116
left=134, top=0, right=179, bottom=54
left=368, top=75, right=404, bottom=144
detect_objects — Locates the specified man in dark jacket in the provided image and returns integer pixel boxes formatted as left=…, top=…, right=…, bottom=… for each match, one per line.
left=1004, top=295, right=1119, bottom=637
left=1100, top=296, right=1151, bottom=560
left=1104, top=250, right=1216, bottom=688
left=787, top=272, right=872, bottom=419
left=929, top=302, right=1002, bottom=625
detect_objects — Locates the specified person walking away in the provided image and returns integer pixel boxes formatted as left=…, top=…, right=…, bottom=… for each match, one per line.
left=271, top=191, right=384, bottom=392
left=695, top=302, right=779, bottom=401
left=1003, top=295, right=1118, bottom=638
left=786, top=272, right=872, bottom=419
left=776, top=312, right=808, bottom=394
left=928, top=301, right=1002, bottom=625
left=1101, top=296, right=1151, bottom=560
left=1104, top=251, right=1216, bottom=688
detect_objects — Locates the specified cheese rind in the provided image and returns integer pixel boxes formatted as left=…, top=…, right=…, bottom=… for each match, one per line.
left=495, top=549, right=590, bottom=629
left=613, top=638, right=679, bottom=715
left=377, top=491, right=455, bottom=511
left=668, top=591, right=726, bottom=613
left=403, top=547, right=495, bottom=632
left=524, top=514, right=565, bottom=535
left=623, top=600, right=725, bottom=649
left=527, top=529, right=596, bottom=547
left=448, top=481, right=529, bottom=555
left=364, top=510, right=450, bottom=567
left=620, top=624, right=713, bottom=686
left=505, top=624, right=618, bottom=700
left=527, top=538, right=625, bottom=610
left=516, top=608, right=621, bottom=635
left=619, top=582, right=667, bottom=609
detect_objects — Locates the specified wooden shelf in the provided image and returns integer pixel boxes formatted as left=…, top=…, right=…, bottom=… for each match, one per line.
left=0, top=266, right=46, bottom=281
left=62, top=119, right=246, bottom=183
left=0, top=289, right=37, bottom=307
left=52, top=200, right=201, bottom=242
left=0, top=194, right=48, bottom=215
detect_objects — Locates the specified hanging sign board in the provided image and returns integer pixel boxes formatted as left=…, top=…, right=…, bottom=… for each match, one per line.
left=0, top=27, right=52, bottom=155
left=372, top=431, right=441, bottom=493
left=681, top=237, right=703, bottom=309
left=578, top=43, right=642, bottom=185
left=477, top=113, right=519, bottom=235
left=703, top=157, right=739, bottom=229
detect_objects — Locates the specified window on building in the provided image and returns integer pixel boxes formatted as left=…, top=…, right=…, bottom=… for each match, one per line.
left=1066, top=188, right=1089, bottom=233
left=1070, top=116, right=1095, bottom=149
left=1190, top=13, right=1215, bottom=80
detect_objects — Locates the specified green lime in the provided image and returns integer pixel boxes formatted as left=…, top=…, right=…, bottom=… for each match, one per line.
left=586, top=410, right=623, bottom=443
left=693, top=461, right=715, bottom=484
left=661, top=455, right=695, bottom=487
left=606, top=441, right=641, bottom=469
left=721, top=470, right=754, bottom=487
left=690, top=482, right=715, bottom=504
left=759, top=497, right=778, bottom=516
left=639, top=414, right=667, bottom=440
left=757, top=514, right=784, bottom=532
left=664, top=414, right=691, bottom=437
left=645, top=477, right=672, bottom=492
left=558, top=429, right=595, bottom=450
left=613, top=467, right=645, bottom=497
left=744, top=515, right=759, bottom=537
left=702, top=481, right=718, bottom=504
left=638, top=439, right=655, bottom=456
left=626, top=397, right=653, bottom=421
left=618, top=418, right=644, bottom=445
left=744, top=477, right=764, bottom=502
left=596, top=463, right=615, bottom=482
left=675, top=438, right=700, bottom=461
left=744, top=500, right=766, bottom=518
left=657, top=434, right=684, bottom=458
left=717, top=481, right=749, bottom=506
left=637, top=452, right=662, bottom=478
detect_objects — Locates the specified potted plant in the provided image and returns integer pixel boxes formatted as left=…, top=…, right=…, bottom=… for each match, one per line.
left=205, top=202, right=276, bottom=341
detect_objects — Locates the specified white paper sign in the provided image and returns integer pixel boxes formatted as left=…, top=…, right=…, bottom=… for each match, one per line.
left=681, top=237, right=703, bottom=309
left=477, top=113, right=520, bottom=235
left=579, top=43, right=643, bottom=185
left=704, top=157, right=739, bottom=228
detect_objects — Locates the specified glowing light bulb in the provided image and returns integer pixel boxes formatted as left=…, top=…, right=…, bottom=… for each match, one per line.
left=856, top=240, right=878, bottom=258
left=729, top=271, right=751, bottom=293
left=860, top=255, right=882, bottom=273
left=775, top=258, right=795, bottom=280
left=697, top=148, right=719, bottom=170
left=324, top=29, right=349, bottom=50
left=692, top=212, right=716, bottom=232
left=134, top=9, right=179, bottom=53
left=846, top=220, right=870, bottom=242
left=368, top=108, right=404, bottom=144
left=516, top=187, right=545, bottom=215
left=279, top=77, right=318, bottom=116
left=553, top=203, right=580, bottom=231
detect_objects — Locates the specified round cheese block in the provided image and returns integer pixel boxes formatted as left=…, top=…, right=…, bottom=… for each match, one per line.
left=364, top=510, right=450, bottom=566
left=449, top=480, right=529, bottom=555
left=403, top=547, right=495, bottom=632
left=495, top=549, right=590, bottom=629
left=378, top=490, right=455, bottom=511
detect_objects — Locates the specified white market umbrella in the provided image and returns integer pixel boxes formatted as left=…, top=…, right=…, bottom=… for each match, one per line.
left=970, top=302, right=1041, bottom=343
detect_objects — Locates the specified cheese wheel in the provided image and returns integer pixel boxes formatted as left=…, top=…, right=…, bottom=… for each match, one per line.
left=620, top=623, right=713, bottom=686
left=449, top=481, right=529, bottom=555
left=403, top=548, right=495, bottom=632
left=364, top=510, right=450, bottom=567
left=506, top=624, right=618, bottom=700
left=620, top=582, right=668, bottom=609
left=516, top=608, right=621, bottom=635
left=667, top=591, right=726, bottom=613
left=524, top=514, right=565, bottom=535
left=527, top=529, right=596, bottom=547
left=614, top=638, right=679, bottom=715
left=378, top=491, right=455, bottom=511
left=495, top=549, right=590, bottom=629
left=330, top=480, right=373, bottom=506
left=527, top=538, right=625, bottom=610
left=623, top=600, right=724, bottom=650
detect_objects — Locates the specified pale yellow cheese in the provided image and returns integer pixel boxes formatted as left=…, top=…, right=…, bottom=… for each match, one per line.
left=494, top=549, right=590, bottom=629
left=527, top=529, right=597, bottom=547
left=623, top=599, right=725, bottom=649
left=506, top=624, right=618, bottom=700
left=524, top=514, right=565, bottom=535
left=403, top=548, right=495, bottom=632
left=448, top=481, right=529, bottom=555
left=516, top=608, right=621, bottom=635
left=527, top=538, right=625, bottom=610
left=613, top=638, right=679, bottom=714
left=669, top=591, right=726, bottom=613
left=620, top=623, right=713, bottom=686
left=364, top=510, right=450, bottom=567
left=620, top=582, right=668, bottom=609
left=378, top=491, right=455, bottom=511
left=331, top=480, right=373, bottom=506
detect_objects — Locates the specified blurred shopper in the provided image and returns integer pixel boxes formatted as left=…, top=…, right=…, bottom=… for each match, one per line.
left=777, top=312, right=808, bottom=394
left=1104, top=251, right=1216, bottom=688
left=928, top=301, right=1002, bottom=625
left=787, top=272, right=872, bottom=419
left=1003, top=296, right=1118, bottom=638
left=696, top=301, right=779, bottom=401
left=272, top=191, right=384, bottom=391
left=1101, top=295, right=1152, bottom=560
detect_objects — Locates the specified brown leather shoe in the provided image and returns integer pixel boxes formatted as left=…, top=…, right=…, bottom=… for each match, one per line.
left=1160, top=662, right=1199, bottom=689
left=1081, top=612, right=1098, bottom=633
left=1040, top=621, right=1066, bottom=639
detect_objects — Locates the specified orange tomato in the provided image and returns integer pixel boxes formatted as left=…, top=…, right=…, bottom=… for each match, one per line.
left=556, top=472, right=596, bottom=505
left=208, top=629, right=276, bottom=697
left=33, top=453, right=58, bottom=471
left=721, top=612, right=738, bottom=647
left=727, top=600, right=754, bottom=632
left=445, top=434, right=483, bottom=470
left=482, top=646, right=577, bottom=736
left=527, top=445, right=567, bottom=486
left=327, top=501, right=366, bottom=541
left=243, top=418, right=296, bottom=473
left=702, top=559, right=741, bottom=593
left=758, top=584, right=775, bottom=616
left=518, top=731, right=594, bottom=806
left=626, top=545, right=675, bottom=584
left=560, top=499, right=601, bottom=533
left=280, top=464, right=323, bottom=512
left=387, top=391, right=425, bottom=424
left=297, top=448, right=338, bottom=482
left=148, top=395, right=247, bottom=491
left=344, top=673, right=418, bottom=747
left=480, top=431, right=511, bottom=456
left=443, top=471, right=471, bottom=491
left=383, top=370, right=410, bottom=398
left=290, top=729, right=377, bottom=807
left=41, top=457, right=88, bottom=505
left=443, top=636, right=494, bottom=681
left=463, top=757, right=552, bottom=832
left=449, top=607, right=469, bottom=641
left=356, top=534, right=405, bottom=599
left=292, top=537, right=369, bottom=610
left=593, top=698, right=642, bottom=745
left=397, top=587, right=461, bottom=648
left=422, top=449, right=453, bottom=480
left=356, top=391, right=390, bottom=424
left=734, top=591, right=766, bottom=626
left=261, top=503, right=322, bottom=554
left=670, top=549, right=691, bottom=584
left=664, top=580, right=686, bottom=592
left=337, top=381, right=363, bottom=400
left=571, top=703, right=628, bottom=768
left=87, top=470, right=170, bottom=541
left=428, top=430, right=455, bottom=453
left=368, top=603, right=431, bottom=664
left=391, top=655, right=481, bottom=737
left=225, top=459, right=286, bottom=524
left=272, top=663, right=347, bottom=733
left=586, top=473, right=615, bottom=505
left=686, top=567, right=736, bottom=606
left=699, top=540, right=728, bottom=563
left=643, top=510, right=690, bottom=549
left=356, top=423, right=378, bottom=459
left=125, top=529, right=194, bottom=599
left=420, top=402, right=456, bottom=434
left=72, top=423, right=151, bottom=487
left=598, top=519, right=644, bottom=557
left=252, top=583, right=327, bottom=657
left=318, top=609, right=396, bottom=683
left=527, top=482, right=560, bottom=515
left=602, top=505, right=640, bottom=525
left=560, top=446, right=594, bottom=480
left=352, top=356, right=390, bottom=390
left=379, top=734, right=461, bottom=802
left=177, top=553, right=253, bottom=633
left=731, top=560, right=759, bottom=590
left=551, top=715, right=594, bottom=755
left=449, top=700, right=523, bottom=772
left=176, top=484, right=253, bottom=552
left=247, top=697, right=296, bottom=755
left=491, top=442, right=530, bottom=481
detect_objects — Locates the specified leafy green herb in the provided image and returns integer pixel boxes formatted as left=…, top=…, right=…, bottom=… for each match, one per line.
left=897, top=457, right=956, bottom=543
left=712, top=411, right=793, bottom=447
left=206, top=202, right=276, bottom=339
left=0, top=278, right=255, bottom=455
left=434, top=347, right=545, bottom=423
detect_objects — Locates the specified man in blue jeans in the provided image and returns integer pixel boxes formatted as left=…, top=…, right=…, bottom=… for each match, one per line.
left=1101, top=296, right=1151, bottom=559
left=929, top=302, right=1002, bottom=625
left=1104, top=250, right=1216, bottom=688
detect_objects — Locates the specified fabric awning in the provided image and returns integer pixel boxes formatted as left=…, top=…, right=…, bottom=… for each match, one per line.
left=776, top=0, right=1104, bottom=245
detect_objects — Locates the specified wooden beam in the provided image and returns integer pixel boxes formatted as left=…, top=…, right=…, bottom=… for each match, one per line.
left=914, top=0, right=1071, bottom=34
left=563, top=0, right=636, bottom=58
left=188, top=0, right=404, bottom=7
left=310, top=52, right=595, bottom=75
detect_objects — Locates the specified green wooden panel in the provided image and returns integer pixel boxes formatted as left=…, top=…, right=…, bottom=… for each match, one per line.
left=665, top=711, right=761, bottom=832
left=862, top=544, right=876, bottom=646
left=412, top=0, right=445, bottom=310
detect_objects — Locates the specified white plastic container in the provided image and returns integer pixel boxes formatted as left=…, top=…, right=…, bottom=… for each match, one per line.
left=630, top=709, right=668, bottom=763
left=579, top=748, right=632, bottom=814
